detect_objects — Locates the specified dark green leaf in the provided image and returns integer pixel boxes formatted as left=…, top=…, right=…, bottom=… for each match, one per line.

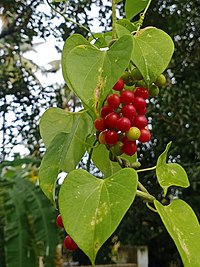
left=155, top=199, right=200, bottom=267
left=59, top=168, right=138, bottom=264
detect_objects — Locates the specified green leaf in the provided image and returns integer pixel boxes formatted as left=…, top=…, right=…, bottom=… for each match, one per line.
left=39, top=107, right=93, bottom=148
left=117, top=19, right=137, bottom=32
left=156, top=142, right=190, bottom=195
left=62, top=34, right=133, bottom=114
left=125, top=0, right=148, bottom=20
left=155, top=199, right=200, bottom=267
left=59, top=168, right=138, bottom=264
left=116, top=24, right=131, bottom=38
left=92, top=144, right=121, bottom=177
left=39, top=112, right=93, bottom=202
left=131, top=27, right=174, bottom=85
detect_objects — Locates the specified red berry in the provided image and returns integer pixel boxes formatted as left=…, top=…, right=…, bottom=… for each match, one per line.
left=134, top=87, right=149, bottom=99
left=122, top=140, right=137, bottom=156
left=137, top=107, right=147, bottom=115
left=120, top=90, right=135, bottom=104
left=138, top=128, right=151, bottom=143
left=107, top=94, right=121, bottom=108
left=56, top=214, right=64, bottom=228
left=112, top=78, right=124, bottom=91
left=105, top=112, right=120, bottom=128
left=121, top=104, right=137, bottom=120
left=64, top=235, right=78, bottom=251
left=94, top=117, right=106, bottom=131
left=133, top=97, right=146, bottom=110
left=132, top=115, right=148, bottom=129
left=101, top=106, right=114, bottom=118
left=116, top=117, right=131, bottom=132
left=105, top=130, right=118, bottom=145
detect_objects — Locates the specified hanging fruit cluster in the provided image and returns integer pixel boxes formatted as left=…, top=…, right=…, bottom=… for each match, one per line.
left=94, top=68, right=166, bottom=157
left=56, top=214, right=78, bottom=251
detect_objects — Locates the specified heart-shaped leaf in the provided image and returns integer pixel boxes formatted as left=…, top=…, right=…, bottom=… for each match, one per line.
left=156, top=142, right=190, bottom=195
left=40, top=107, right=93, bottom=148
left=39, top=111, right=93, bottom=202
left=125, top=0, right=149, bottom=20
left=62, top=34, right=133, bottom=114
left=59, top=168, right=138, bottom=264
left=131, top=27, right=174, bottom=85
left=155, top=199, right=200, bottom=267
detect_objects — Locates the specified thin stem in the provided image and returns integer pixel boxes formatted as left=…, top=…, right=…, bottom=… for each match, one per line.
left=136, top=190, right=156, bottom=203
left=86, top=140, right=98, bottom=172
left=136, top=0, right=152, bottom=32
left=46, top=0, right=94, bottom=38
left=112, top=0, right=117, bottom=39
left=138, top=181, right=149, bottom=194
left=137, top=165, right=156, bottom=173
left=146, top=202, right=157, bottom=213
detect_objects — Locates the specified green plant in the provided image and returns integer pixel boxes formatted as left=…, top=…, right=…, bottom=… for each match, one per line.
left=39, top=0, right=200, bottom=266
left=0, top=158, right=60, bottom=267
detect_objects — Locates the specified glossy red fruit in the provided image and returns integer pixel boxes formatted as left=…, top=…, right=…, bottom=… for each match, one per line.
left=122, top=140, right=137, bottom=156
left=132, top=115, right=148, bottom=129
left=112, top=78, right=124, bottom=91
left=120, top=90, right=135, bottom=104
left=121, top=104, right=137, bottom=120
left=105, top=112, right=120, bottom=128
left=94, top=117, right=106, bottom=131
left=56, top=214, right=64, bottom=228
left=64, top=235, right=78, bottom=251
left=107, top=94, right=121, bottom=108
left=101, top=106, right=114, bottom=118
left=138, top=128, right=151, bottom=143
left=133, top=97, right=146, bottom=110
left=105, top=130, right=118, bottom=145
left=116, top=117, right=131, bottom=132
left=134, top=87, right=149, bottom=99
left=137, top=107, right=147, bottom=115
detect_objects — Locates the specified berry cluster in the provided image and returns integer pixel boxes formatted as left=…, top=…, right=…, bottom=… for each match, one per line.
left=94, top=77, right=152, bottom=156
left=56, top=214, right=78, bottom=252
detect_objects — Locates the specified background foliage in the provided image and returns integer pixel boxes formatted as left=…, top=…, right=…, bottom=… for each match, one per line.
left=0, top=0, right=200, bottom=266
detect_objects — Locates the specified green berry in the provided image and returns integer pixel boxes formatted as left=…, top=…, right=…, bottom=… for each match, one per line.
left=126, top=127, right=141, bottom=141
left=110, top=141, right=123, bottom=156
left=154, top=74, right=166, bottom=87
left=149, top=84, right=159, bottom=97
left=121, top=71, right=135, bottom=86
left=131, top=68, right=143, bottom=81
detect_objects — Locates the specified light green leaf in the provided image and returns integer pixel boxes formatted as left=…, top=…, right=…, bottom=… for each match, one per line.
left=155, top=199, right=200, bottom=267
left=39, top=107, right=93, bottom=148
left=125, top=0, right=148, bottom=20
left=62, top=34, right=133, bottom=114
left=116, top=24, right=131, bottom=38
left=156, top=142, right=190, bottom=195
left=131, top=27, right=174, bottom=85
left=39, top=112, right=93, bottom=202
left=117, top=19, right=137, bottom=32
left=59, top=168, right=138, bottom=264
left=92, top=144, right=121, bottom=177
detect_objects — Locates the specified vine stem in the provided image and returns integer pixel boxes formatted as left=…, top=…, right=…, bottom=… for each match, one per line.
left=112, top=0, right=117, bottom=39
left=136, top=190, right=156, bottom=203
left=136, top=165, right=156, bottom=173
left=136, top=0, right=153, bottom=32
left=46, top=0, right=95, bottom=38
left=86, top=139, right=98, bottom=172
